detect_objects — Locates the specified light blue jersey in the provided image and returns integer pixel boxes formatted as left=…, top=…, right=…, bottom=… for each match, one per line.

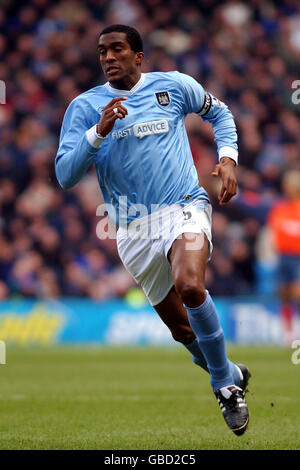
left=55, top=71, right=238, bottom=227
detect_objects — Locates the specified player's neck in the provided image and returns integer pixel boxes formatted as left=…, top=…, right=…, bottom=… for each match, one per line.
left=108, top=70, right=142, bottom=91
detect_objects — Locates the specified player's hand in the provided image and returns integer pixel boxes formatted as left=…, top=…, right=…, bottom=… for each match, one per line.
left=211, top=157, right=237, bottom=205
left=96, top=97, right=128, bottom=137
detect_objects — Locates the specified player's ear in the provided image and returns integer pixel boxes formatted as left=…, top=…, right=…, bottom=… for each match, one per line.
left=136, top=52, right=144, bottom=65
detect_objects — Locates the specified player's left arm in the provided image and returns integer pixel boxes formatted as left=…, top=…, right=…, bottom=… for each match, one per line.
left=199, top=93, right=238, bottom=205
left=177, top=72, right=238, bottom=205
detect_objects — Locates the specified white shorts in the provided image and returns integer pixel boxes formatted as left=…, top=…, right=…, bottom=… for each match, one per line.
left=116, top=199, right=212, bottom=306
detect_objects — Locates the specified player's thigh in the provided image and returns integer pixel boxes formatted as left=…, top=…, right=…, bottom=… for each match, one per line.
left=153, top=286, right=195, bottom=344
left=168, top=232, right=209, bottom=289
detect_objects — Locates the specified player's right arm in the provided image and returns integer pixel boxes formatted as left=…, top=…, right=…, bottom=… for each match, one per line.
left=55, top=96, right=127, bottom=189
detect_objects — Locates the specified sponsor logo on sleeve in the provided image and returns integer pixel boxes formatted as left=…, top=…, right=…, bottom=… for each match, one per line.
left=211, top=95, right=222, bottom=107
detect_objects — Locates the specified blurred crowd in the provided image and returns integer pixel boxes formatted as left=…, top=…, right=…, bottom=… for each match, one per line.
left=1, top=0, right=300, bottom=300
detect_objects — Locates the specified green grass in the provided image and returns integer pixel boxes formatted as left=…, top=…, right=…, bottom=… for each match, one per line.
left=0, top=346, right=299, bottom=450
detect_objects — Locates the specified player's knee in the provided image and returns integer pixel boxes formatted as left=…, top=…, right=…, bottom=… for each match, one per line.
left=175, top=278, right=206, bottom=306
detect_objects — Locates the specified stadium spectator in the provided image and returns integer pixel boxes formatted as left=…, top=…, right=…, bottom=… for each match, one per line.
left=0, top=0, right=300, bottom=300
left=267, top=170, right=300, bottom=343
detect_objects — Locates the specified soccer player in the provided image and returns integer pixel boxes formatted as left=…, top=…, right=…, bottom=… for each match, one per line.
left=55, top=24, right=250, bottom=435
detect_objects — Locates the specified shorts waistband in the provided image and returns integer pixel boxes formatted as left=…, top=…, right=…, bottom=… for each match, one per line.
left=117, top=199, right=209, bottom=240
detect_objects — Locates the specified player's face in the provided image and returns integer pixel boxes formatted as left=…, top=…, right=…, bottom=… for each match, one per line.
left=98, top=32, right=143, bottom=88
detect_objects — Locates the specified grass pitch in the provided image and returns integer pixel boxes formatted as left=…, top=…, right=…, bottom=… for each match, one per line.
left=0, top=346, right=299, bottom=450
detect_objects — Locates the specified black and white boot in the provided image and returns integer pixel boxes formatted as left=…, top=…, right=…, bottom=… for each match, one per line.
left=215, top=384, right=250, bottom=436
left=235, top=363, right=251, bottom=393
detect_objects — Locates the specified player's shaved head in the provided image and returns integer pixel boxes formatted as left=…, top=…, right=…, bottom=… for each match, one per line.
left=99, top=24, right=143, bottom=53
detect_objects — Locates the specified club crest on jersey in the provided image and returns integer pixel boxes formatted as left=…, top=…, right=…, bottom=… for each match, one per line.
left=155, top=91, right=171, bottom=107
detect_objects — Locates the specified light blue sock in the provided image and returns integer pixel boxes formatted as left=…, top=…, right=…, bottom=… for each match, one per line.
left=184, top=338, right=209, bottom=372
left=230, top=362, right=242, bottom=387
left=185, top=291, right=234, bottom=392
left=183, top=338, right=241, bottom=387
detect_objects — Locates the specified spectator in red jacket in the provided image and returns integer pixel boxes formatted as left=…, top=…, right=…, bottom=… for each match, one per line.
left=268, top=171, right=300, bottom=343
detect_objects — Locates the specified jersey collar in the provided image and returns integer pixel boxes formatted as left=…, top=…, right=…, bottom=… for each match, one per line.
left=104, top=73, right=146, bottom=95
